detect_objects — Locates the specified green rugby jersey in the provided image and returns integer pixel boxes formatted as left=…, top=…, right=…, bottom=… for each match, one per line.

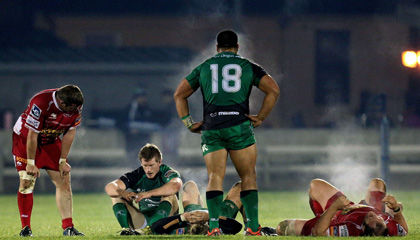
left=119, top=164, right=180, bottom=203
left=186, top=51, right=267, bottom=130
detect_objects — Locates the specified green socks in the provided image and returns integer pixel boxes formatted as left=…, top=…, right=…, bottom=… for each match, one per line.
left=146, top=201, right=172, bottom=226
left=112, top=203, right=130, bottom=228
left=206, top=191, right=223, bottom=231
left=240, top=190, right=259, bottom=231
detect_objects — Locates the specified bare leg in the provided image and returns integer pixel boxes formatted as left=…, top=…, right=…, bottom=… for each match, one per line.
left=309, top=178, right=341, bottom=210
left=47, top=170, right=72, bottom=219
left=204, top=149, right=228, bottom=191
left=225, top=181, right=242, bottom=208
left=182, top=180, right=203, bottom=208
left=276, top=219, right=308, bottom=236
left=229, top=144, right=257, bottom=191
left=363, top=178, right=386, bottom=211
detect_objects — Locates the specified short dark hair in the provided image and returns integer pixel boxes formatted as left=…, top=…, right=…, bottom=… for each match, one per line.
left=217, top=30, right=238, bottom=48
left=56, top=85, right=84, bottom=106
left=138, top=143, right=162, bottom=162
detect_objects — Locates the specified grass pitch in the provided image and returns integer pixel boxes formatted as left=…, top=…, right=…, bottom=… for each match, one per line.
left=0, top=191, right=419, bottom=239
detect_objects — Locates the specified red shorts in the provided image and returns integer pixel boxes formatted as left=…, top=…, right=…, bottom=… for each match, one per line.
left=301, top=191, right=345, bottom=236
left=13, top=133, right=62, bottom=172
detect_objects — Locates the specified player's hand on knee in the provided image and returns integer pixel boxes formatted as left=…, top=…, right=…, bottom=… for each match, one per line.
left=189, top=121, right=203, bottom=134
left=26, top=164, right=40, bottom=178
left=59, top=162, right=71, bottom=177
left=184, top=210, right=209, bottom=223
left=246, top=114, right=263, bottom=128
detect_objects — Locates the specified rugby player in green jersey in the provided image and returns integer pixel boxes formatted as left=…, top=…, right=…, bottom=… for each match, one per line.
left=105, top=143, right=182, bottom=235
left=174, top=30, right=280, bottom=236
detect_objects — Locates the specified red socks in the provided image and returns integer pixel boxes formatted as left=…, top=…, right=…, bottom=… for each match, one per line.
left=309, top=198, right=324, bottom=216
left=62, top=218, right=74, bottom=229
left=368, top=191, right=386, bottom=211
left=17, top=192, right=33, bottom=228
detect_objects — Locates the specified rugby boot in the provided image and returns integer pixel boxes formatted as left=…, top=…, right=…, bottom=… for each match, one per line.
left=207, top=227, right=222, bottom=236
left=245, top=226, right=262, bottom=236
left=261, top=226, right=278, bottom=236
left=19, top=226, right=33, bottom=237
left=120, top=228, right=140, bottom=235
left=63, top=227, right=84, bottom=236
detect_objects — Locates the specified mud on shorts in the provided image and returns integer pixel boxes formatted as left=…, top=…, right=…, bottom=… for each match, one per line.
left=201, top=120, right=256, bottom=156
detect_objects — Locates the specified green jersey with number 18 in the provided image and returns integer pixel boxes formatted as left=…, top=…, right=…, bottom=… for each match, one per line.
left=186, top=51, right=267, bottom=130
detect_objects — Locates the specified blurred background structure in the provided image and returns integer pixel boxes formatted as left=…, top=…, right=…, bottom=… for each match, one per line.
left=1, top=0, right=420, bottom=193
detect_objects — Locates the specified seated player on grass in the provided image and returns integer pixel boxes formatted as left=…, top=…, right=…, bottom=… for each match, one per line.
left=105, top=143, right=182, bottom=235
left=276, top=178, right=408, bottom=237
left=151, top=180, right=277, bottom=236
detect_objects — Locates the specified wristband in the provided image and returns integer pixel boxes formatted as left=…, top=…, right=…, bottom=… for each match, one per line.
left=181, top=114, right=193, bottom=129
left=59, top=158, right=67, bottom=164
left=27, top=159, right=35, bottom=166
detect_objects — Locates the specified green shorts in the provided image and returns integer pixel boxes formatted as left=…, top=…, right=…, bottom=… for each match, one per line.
left=220, top=200, right=239, bottom=219
left=201, top=120, right=256, bottom=156
left=184, top=204, right=206, bottom=213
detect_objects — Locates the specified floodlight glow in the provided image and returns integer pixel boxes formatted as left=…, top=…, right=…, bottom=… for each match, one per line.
left=402, top=51, right=417, bottom=68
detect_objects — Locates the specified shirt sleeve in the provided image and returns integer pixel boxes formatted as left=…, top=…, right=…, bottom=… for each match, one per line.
left=161, top=165, right=181, bottom=183
left=25, top=97, right=47, bottom=133
left=119, top=167, right=143, bottom=189
left=250, top=62, right=268, bottom=87
left=185, top=64, right=202, bottom=90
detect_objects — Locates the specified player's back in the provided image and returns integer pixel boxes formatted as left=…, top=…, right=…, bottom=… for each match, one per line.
left=187, top=51, right=266, bottom=130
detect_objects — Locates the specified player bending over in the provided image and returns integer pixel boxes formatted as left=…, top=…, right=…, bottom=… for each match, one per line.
left=105, top=143, right=182, bottom=235
left=276, top=178, right=408, bottom=236
left=12, top=85, right=84, bottom=236
left=152, top=180, right=277, bottom=236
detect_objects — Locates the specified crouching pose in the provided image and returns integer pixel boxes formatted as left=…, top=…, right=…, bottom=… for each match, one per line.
left=105, top=143, right=182, bottom=235
left=152, top=180, right=277, bottom=236
left=277, top=178, right=408, bottom=236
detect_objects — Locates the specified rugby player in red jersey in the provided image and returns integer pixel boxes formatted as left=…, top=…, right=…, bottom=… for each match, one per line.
left=276, top=178, right=408, bottom=237
left=12, top=85, right=84, bottom=236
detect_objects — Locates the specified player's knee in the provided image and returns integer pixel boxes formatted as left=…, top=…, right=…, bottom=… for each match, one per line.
left=19, top=179, right=36, bottom=194
left=368, top=178, right=386, bottom=192
left=277, top=219, right=297, bottom=236
left=183, top=180, right=199, bottom=192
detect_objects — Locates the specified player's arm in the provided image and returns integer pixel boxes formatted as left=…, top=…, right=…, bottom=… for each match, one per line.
left=383, top=195, right=408, bottom=233
left=59, top=128, right=76, bottom=176
left=173, top=79, right=202, bottom=133
left=248, top=75, right=280, bottom=127
left=105, top=179, right=136, bottom=201
left=135, top=177, right=182, bottom=202
left=26, top=129, right=40, bottom=177
left=312, top=195, right=349, bottom=236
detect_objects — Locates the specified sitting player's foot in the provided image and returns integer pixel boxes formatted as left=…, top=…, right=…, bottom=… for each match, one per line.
left=120, top=228, right=140, bottom=235
left=63, top=227, right=84, bottom=236
left=19, top=226, right=33, bottom=237
left=245, top=226, right=262, bottom=236
left=261, top=226, right=277, bottom=236
left=207, top=227, right=222, bottom=236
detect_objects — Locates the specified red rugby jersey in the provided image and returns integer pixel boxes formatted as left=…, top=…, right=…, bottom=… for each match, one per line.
left=326, top=205, right=406, bottom=236
left=12, top=89, right=82, bottom=157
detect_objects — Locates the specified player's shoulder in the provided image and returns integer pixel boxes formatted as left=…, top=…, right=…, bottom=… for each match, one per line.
left=30, top=89, right=55, bottom=104
left=160, top=164, right=180, bottom=176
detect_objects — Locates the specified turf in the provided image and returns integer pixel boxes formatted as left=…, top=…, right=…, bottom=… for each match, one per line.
left=0, top=191, right=419, bottom=239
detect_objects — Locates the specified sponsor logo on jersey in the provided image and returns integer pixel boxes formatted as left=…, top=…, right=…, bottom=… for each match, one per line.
left=164, top=169, right=177, bottom=178
left=30, top=104, right=41, bottom=119
left=338, top=225, right=349, bottom=236
left=49, top=113, right=57, bottom=119
left=26, top=115, right=40, bottom=128
left=176, top=228, right=185, bottom=235
left=218, top=111, right=239, bottom=116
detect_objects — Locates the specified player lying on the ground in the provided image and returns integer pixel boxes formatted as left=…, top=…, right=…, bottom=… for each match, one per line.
left=105, top=143, right=182, bottom=235
left=276, top=178, right=408, bottom=236
left=151, top=180, right=277, bottom=235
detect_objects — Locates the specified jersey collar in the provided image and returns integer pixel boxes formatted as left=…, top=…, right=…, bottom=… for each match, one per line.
left=52, top=91, right=63, bottom=112
left=215, top=51, right=240, bottom=58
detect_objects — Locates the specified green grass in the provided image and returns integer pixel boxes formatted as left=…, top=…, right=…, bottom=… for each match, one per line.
left=1, top=192, right=419, bottom=239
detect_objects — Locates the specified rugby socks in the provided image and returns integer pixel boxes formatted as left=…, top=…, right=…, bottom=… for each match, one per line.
left=368, top=191, right=386, bottom=211
left=240, top=190, right=259, bottom=232
left=206, top=190, right=223, bottom=231
left=147, top=201, right=172, bottom=225
left=112, top=203, right=130, bottom=228
left=309, top=198, right=324, bottom=216
left=17, top=192, right=33, bottom=228
left=62, top=218, right=74, bottom=229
